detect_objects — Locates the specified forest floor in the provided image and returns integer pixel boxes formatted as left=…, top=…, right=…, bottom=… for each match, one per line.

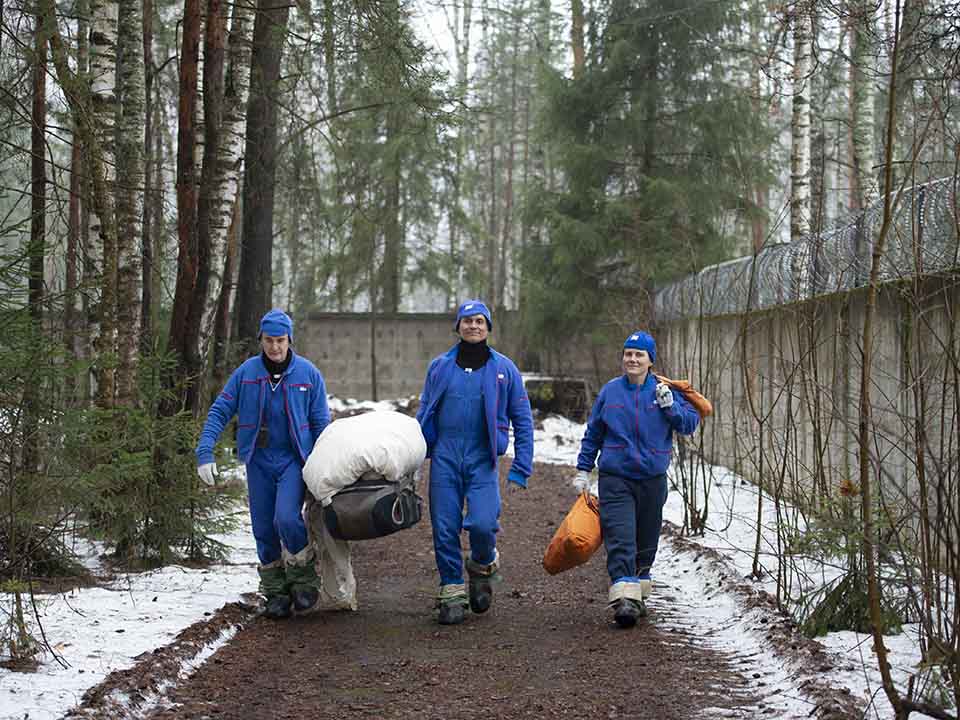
left=62, top=461, right=865, bottom=720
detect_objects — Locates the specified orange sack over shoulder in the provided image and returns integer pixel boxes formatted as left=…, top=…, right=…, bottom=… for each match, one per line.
left=542, top=492, right=602, bottom=575
left=652, top=373, right=713, bottom=418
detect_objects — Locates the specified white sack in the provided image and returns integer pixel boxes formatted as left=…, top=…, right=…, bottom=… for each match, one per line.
left=305, top=497, right=357, bottom=611
left=302, top=410, right=426, bottom=506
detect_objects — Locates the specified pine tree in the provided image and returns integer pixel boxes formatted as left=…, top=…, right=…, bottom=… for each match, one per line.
left=525, top=0, right=774, bottom=342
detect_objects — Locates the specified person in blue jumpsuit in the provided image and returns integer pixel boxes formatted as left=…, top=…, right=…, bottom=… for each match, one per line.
left=416, top=300, right=534, bottom=625
left=574, top=331, right=699, bottom=627
left=196, top=309, right=330, bottom=619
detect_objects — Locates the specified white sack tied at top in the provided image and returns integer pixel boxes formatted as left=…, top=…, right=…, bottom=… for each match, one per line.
left=302, top=410, right=427, bottom=506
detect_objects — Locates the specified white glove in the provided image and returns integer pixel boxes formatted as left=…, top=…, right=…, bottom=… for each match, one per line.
left=655, top=382, right=674, bottom=409
left=572, top=470, right=591, bottom=494
left=197, top=462, right=218, bottom=487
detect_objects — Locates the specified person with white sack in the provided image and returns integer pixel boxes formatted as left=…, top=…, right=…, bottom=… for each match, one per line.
left=196, top=309, right=329, bottom=619
left=300, top=409, right=427, bottom=613
left=574, top=330, right=699, bottom=627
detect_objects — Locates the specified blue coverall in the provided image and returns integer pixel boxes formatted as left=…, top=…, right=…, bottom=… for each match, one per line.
left=246, top=380, right=308, bottom=565
left=429, top=366, right=500, bottom=585
left=577, top=373, right=699, bottom=585
left=417, top=344, right=534, bottom=587
left=197, top=351, right=329, bottom=566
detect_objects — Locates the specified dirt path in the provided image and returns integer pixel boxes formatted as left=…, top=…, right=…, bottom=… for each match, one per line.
left=127, top=461, right=770, bottom=720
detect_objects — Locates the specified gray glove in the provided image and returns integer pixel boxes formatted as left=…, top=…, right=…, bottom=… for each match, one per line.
left=572, top=470, right=590, bottom=493
left=197, top=462, right=218, bottom=487
left=572, top=470, right=598, bottom=497
left=655, top=382, right=674, bottom=409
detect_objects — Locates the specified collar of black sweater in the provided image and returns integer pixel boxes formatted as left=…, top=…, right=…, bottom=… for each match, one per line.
left=456, top=340, right=490, bottom=370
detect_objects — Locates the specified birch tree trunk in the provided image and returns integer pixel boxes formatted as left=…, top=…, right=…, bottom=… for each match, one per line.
left=200, top=0, right=253, bottom=347
left=89, top=0, right=119, bottom=408
left=114, top=0, right=146, bottom=407
left=65, top=0, right=89, bottom=404
left=850, top=0, right=876, bottom=210
left=211, top=200, right=240, bottom=404
left=183, top=0, right=227, bottom=412
left=790, top=3, right=812, bottom=241
left=749, top=2, right=768, bottom=253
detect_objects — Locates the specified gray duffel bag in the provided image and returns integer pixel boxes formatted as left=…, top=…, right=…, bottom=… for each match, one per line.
left=322, top=476, right=422, bottom=541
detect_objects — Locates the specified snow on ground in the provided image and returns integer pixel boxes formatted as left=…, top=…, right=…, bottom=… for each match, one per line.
left=0, top=404, right=938, bottom=720
left=327, top=396, right=410, bottom=415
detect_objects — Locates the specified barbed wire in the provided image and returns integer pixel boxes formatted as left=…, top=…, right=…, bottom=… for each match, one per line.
left=654, top=176, right=959, bottom=322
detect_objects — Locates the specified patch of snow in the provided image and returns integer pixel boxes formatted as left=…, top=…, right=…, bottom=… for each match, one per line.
left=0, top=491, right=258, bottom=720
left=327, top=396, right=413, bottom=415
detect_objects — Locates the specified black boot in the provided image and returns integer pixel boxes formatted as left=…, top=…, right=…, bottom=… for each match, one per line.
left=438, top=601, right=466, bottom=625
left=291, top=587, right=320, bottom=614
left=264, top=594, right=292, bottom=620
left=465, top=555, right=498, bottom=615
left=468, top=574, right=493, bottom=614
left=613, top=598, right=646, bottom=628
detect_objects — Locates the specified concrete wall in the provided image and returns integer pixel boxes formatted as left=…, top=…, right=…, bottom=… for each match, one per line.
left=654, top=275, right=960, bottom=530
left=297, top=311, right=617, bottom=400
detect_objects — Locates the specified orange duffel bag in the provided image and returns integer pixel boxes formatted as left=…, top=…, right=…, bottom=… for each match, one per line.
left=542, top=492, right=602, bottom=575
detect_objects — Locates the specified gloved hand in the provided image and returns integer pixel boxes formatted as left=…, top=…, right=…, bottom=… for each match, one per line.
left=655, top=382, right=674, bottom=409
left=572, top=470, right=591, bottom=493
left=197, top=462, right=218, bottom=487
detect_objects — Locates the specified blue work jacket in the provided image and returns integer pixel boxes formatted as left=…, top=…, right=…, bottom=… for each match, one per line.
left=196, top=350, right=330, bottom=466
left=577, top=373, right=699, bottom=480
left=416, top=344, right=534, bottom=485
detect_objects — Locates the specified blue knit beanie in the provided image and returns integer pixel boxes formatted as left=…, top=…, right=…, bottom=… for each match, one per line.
left=623, top=330, right=656, bottom=364
left=259, top=309, right=294, bottom=340
left=454, top=299, right=493, bottom=331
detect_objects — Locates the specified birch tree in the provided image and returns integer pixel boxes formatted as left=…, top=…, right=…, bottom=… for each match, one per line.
left=790, top=1, right=813, bottom=242
left=850, top=0, right=877, bottom=210
left=88, top=0, right=119, bottom=408
left=114, top=0, right=146, bottom=406
left=201, top=0, right=253, bottom=346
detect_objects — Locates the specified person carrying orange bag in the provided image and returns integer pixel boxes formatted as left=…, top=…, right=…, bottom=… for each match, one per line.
left=573, top=330, right=700, bottom=628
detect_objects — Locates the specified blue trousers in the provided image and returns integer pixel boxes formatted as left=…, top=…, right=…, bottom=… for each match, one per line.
left=429, top=451, right=500, bottom=586
left=598, top=472, right=668, bottom=583
left=246, top=447, right=308, bottom=565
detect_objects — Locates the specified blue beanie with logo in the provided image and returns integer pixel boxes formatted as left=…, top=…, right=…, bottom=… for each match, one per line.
left=623, top=330, right=656, bottom=364
left=454, top=299, right=493, bottom=331
left=259, top=309, right=294, bottom=340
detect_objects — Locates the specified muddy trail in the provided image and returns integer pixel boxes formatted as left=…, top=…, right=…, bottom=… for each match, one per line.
left=70, top=462, right=860, bottom=720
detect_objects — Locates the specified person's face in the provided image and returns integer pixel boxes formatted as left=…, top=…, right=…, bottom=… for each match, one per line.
left=622, top=348, right=651, bottom=378
left=261, top=333, right=290, bottom=363
left=458, top=314, right=489, bottom=344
